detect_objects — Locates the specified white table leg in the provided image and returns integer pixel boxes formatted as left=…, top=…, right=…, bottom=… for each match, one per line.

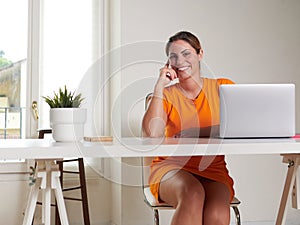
left=37, top=170, right=47, bottom=224
left=51, top=170, right=69, bottom=225
left=43, top=161, right=52, bottom=225
left=22, top=160, right=70, bottom=225
left=22, top=178, right=41, bottom=225
left=276, top=155, right=300, bottom=225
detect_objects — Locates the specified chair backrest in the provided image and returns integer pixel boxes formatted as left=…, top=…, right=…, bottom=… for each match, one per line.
left=141, top=157, right=155, bottom=189
left=38, top=129, right=52, bottom=139
left=142, top=93, right=155, bottom=189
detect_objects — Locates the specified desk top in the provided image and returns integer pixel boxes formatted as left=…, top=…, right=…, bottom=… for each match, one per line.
left=0, top=137, right=300, bottom=160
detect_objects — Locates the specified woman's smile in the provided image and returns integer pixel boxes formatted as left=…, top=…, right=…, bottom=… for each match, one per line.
left=177, top=66, right=190, bottom=71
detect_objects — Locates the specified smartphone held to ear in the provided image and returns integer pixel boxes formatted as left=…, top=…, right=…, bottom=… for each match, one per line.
left=166, top=63, right=174, bottom=80
left=166, top=72, right=172, bottom=80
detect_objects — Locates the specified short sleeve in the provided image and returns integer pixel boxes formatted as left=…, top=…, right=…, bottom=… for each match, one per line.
left=217, top=78, right=235, bottom=85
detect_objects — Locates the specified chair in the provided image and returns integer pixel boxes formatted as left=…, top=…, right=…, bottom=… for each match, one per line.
left=36, top=129, right=90, bottom=225
left=142, top=93, right=241, bottom=225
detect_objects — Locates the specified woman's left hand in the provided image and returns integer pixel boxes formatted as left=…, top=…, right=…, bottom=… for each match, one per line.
left=173, top=127, right=201, bottom=138
left=173, top=125, right=220, bottom=138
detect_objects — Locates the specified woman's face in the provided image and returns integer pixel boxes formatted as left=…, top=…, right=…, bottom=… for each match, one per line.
left=168, top=40, right=203, bottom=81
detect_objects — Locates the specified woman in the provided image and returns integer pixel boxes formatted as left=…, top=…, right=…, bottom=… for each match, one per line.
left=142, top=31, right=235, bottom=225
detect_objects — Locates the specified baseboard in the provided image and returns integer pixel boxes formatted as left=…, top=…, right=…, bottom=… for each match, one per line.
left=69, top=221, right=111, bottom=225
left=238, top=220, right=300, bottom=225
left=236, top=222, right=273, bottom=225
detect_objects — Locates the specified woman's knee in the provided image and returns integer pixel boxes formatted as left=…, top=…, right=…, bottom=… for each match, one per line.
left=178, top=182, right=205, bottom=206
left=159, top=170, right=205, bottom=207
left=203, top=202, right=230, bottom=225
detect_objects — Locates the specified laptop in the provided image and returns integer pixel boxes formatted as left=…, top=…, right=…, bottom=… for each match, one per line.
left=219, top=84, right=295, bottom=138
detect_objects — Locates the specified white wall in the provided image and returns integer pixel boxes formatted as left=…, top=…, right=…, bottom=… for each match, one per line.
left=0, top=179, right=29, bottom=224
left=0, top=164, right=111, bottom=225
left=119, top=0, right=300, bottom=224
left=1, top=1, right=300, bottom=224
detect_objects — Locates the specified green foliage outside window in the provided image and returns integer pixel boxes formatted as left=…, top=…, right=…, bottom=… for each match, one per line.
left=0, top=50, right=12, bottom=69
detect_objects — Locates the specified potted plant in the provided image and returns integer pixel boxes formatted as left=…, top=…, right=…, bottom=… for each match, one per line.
left=43, top=85, right=86, bottom=142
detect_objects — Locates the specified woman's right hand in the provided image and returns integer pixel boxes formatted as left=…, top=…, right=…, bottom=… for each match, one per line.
left=156, top=64, right=177, bottom=88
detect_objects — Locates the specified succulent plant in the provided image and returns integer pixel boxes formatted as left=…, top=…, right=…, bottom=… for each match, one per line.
left=43, top=85, right=84, bottom=108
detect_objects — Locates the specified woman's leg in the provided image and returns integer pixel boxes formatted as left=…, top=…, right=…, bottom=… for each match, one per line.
left=201, top=178, right=231, bottom=225
left=159, top=170, right=205, bottom=225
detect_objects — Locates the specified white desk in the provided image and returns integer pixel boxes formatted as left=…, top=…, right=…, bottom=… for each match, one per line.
left=1, top=137, right=300, bottom=159
left=1, top=137, right=300, bottom=225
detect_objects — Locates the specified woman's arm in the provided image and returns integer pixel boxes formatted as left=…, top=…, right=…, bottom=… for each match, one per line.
left=142, top=84, right=167, bottom=137
left=142, top=65, right=177, bottom=137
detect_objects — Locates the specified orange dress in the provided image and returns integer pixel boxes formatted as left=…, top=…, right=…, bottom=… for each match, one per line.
left=149, top=77, right=235, bottom=202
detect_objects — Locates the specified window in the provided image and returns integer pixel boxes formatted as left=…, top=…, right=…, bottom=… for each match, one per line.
left=0, top=0, right=106, bottom=174
left=0, top=0, right=106, bottom=138
left=38, top=0, right=105, bottom=136
left=0, top=0, right=28, bottom=139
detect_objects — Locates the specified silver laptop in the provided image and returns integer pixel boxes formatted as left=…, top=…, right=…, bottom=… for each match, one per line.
left=219, top=84, right=295, bottom=138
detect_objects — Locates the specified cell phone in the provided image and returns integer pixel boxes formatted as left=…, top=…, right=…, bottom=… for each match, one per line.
left=166, top=62, right=173, bottom=80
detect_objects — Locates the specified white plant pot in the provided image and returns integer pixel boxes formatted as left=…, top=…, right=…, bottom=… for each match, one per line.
left=50, top=108, right=87, bottom=142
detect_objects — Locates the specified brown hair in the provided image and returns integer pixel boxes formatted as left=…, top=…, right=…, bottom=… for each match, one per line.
left=165, top=31, right=202, bottom=56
